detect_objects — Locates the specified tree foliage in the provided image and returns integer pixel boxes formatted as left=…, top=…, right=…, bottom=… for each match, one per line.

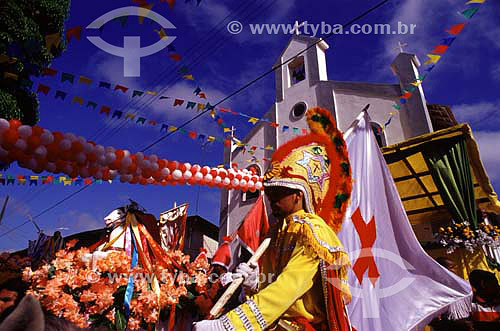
left=0, top=0, right=71, bottom=125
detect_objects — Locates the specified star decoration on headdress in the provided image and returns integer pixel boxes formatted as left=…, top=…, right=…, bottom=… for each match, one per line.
left=296, top=150, right=329, bottom=190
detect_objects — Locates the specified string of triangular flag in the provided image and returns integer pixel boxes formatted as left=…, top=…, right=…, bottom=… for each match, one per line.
left=388, top=0, right=486, bottom=126
left=0, top=174, right=112, bottom=186
left=33, top=83, right=281, bottom=151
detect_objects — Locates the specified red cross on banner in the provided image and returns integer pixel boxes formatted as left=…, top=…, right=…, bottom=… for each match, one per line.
left=351, top=207, right=380, bottom=286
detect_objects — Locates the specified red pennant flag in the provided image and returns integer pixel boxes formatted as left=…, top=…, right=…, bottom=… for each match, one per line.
left=114, top=85, right=129, bottom=93
left=219, top=108, right=230, bottom=113
left=41, top=68, right=58, bottom=77
left=446, top=24, right=466, bottom=36
left=169, top=54, right=182, bottom=62
left=173, top=99, right=184, bottom=106
left=188, top=131, right=197, bottom=140
left=198, top=93, right=206, bottom=99
left=66, top=27, right=82, bottom=43
left=432, top=45, right=449, bottom=55
left=100, top=106, right=111, bottom=115
left=401, top=92, right=412, bottom=99
left=36, top=84, right=50, bottom=95
left=160, top=0, right=176, bottom=10
left=224, top=140, right=231, bottom=147
left=237, top=195, right=270, bottom=254
left=212, top=237, right=233, bottom=269
left=270, top=122, right=279, bottom=128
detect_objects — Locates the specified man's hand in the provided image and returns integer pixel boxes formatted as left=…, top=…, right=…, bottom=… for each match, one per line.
left=232, top=262, right=259, bottom=291
left=192, top=319, right=224, bottom=331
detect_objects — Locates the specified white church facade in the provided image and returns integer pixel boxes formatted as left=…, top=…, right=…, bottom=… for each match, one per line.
left=219, top=35, right=435, bottom=238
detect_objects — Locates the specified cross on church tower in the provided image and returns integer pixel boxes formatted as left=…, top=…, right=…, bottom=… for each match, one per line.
left=290, top=20, right=306, bottom=35
left=394, top=41, right=408, bottom=53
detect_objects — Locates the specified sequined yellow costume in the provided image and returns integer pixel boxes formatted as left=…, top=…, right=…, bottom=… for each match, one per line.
left=221, top=108, right=353, bottom=331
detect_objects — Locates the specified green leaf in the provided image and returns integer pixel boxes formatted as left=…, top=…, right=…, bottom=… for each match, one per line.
left=115, top=309, right=127, bottom=331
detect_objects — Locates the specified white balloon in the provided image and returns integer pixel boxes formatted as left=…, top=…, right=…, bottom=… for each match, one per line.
left=184, top=163, right=191, bottom=170
left=109, top=170, right=118, bottom=179
left=135, top=152, right=144, bottom=161
left=34, top=146, right=47, bottom=159
left=232, top=178, right=240, bottom=187
left=18, top=125, right=32, bottom=139
left=105, top=146, right=115, bottom=153
left=0, top=146, right=8, bottom=157
left=161, top=168, right=170, bottom=177
left=27, top=159, right=37, bottom=169
left=97, top=154, right=107, bottom=165
left=183, top=171, right=192, bottom=180
left=146, top=177, right=154, bottom=184
left=0, top=119, right=9, bottom=133
left=59, top=139, right=71, bottom=151
left=123, top=150, right=131, bottom=158
left=194, top=172, right=203, bottom=181
left=149, top=154, right=158, bottom=163
left=247, top=180, right=255, bottom=188
left=223, top=177, right=231, bottom=186
left=14, top=139, right=27, bottom=151
left=255, top=182, right=263, bottom=190
left=214, top=176, right=222, bottom=184
left=239, top=179, right=248, bottom=188
left=151, top=162, right=159, bottom=172
left=105, top=152, right=116, bottom=163
left=121, top=157, right=132, bottom=167
left=95, top=145, right=105, bottom=155
left=46, top=162, right=56, bottom=173
left=83, top=142, right=93, bottom=153
left=204, top=174, right=213, bottom=182
left=191, top=164, right=201, bottom=172
left=172, top=169, right=183, bottom=180
left=64, top=133, right=77, bottom=141
left=40, top=132, right=54, bottom=145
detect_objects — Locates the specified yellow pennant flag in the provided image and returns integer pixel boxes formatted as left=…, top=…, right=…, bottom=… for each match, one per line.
left=424, top=54, right=441, bottom=65
left=197, top=103, right=205, bottom=111
left=146, top=91, right=158, bottom=96
left=168, top=126, right=177, bottom=133
left=223, top=128, right=232, bottom=133
left=210, top=110, right=216, bottom=118
left=248, top=118, right=259, bottom=125
left=45, top=33, right=61, bottom=51
left=207, top=136, right=215, bottom=143
left=155, top=28, right=167, bottom=39
left=183, top=75, right=194, bottom=80
left=411, top=80, right=422, bottom=87
left=3, top=72, right=19, bottom=80
left=466, top=0, right=485, bottom=4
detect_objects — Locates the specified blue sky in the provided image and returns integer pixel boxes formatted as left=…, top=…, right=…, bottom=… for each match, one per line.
left=1, top=0, right=499, bottom=251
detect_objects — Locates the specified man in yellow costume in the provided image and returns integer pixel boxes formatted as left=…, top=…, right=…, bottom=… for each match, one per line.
left=194, top=108, right=354, bottom=331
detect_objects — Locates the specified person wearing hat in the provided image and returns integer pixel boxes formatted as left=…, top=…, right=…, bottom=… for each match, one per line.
left=194, top=108, right=353, bottom=331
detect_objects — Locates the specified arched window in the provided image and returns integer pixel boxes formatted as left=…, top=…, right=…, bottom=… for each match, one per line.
left=371, top=122, right=386, bottom=147
left=289, top=56, right=305, bottom=86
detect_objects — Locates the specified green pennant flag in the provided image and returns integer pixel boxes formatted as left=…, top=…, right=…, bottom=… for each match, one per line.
left=132, top=90, right=144, bottom=97
left=408, top=86, right=416, bottom=93
left=179, top=129, right=187, bottom=134
left=178, top=66, right=189, bottom=74
left=393, top=104, right=401, bottom=110
left=461, top=8, right=479, bottom=19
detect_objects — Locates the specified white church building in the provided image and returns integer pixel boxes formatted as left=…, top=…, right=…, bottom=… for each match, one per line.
left=219, top=34, right=437, bottom=238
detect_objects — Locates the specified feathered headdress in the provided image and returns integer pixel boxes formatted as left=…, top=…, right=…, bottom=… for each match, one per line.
left=263, top=108, right=352, bottom=233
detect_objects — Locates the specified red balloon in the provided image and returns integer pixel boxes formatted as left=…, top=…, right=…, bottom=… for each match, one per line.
left=9, top=120, right=22, bottom=130
left=188, top=178, right=196, bottom=185
left=236, top=174, right=242, bottom=180
left=158, top=159, right=166, bottom=168
left=31, top=126, right=43, bottom=136
left=210, top=169, right=217, bottom=176
left=167, top=161, right=177, bottom=172
left=52, top=132, right=64, bottom=143
left=26, top=135, right=41, bottom=152
left=37, top=158, right=48, bottom=169
left=130, top=177, right=139, bottom=184
left=109, top=159, right=121, bottom=170
left=2, top=129, right=19, bottom=149
left=60, top=150, right=73, bottom=161
left=87, top=153, right=97, bottom=163
left=153, top=171, right=162, bottom=181
left=71, top=141, right=83, bottom=154
left=142, top=169, right=152, bottom=179
left=166, top=174, right=173, bottom=181
left=139, top=178, right=147, bottom=185
left=179, top=164, right=186, bottom=172
left=201, top=167, right=208, bottom=175
left=69, top=170, right=78, bottom=179
left=127, top=163, right=137, bottom=174
left=228, top=172, right=235, bottom=180
left=88, top=166, right=98, bottom=176
left=115, top=150, right=125, bottom=160
left=55, top=160, right=66, bottom=173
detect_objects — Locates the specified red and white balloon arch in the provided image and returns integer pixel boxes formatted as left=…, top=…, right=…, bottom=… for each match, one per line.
left=0, top=119, right=263, bottom=191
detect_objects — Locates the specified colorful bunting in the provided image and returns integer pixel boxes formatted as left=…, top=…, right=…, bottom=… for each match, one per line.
left=36, top=84, right=50, bottom=95
left=198, top=93, right=206, bottom=99
left=248, top=118, right=259, bottom=125
left=42, top=68, right=58, bottom=77
left=79, top=76, right=92, bottom=86
left=72, top=96, right=84, bottom=105
left=446, top=23, right=466, bottom=36
left=432, top=45, right=449, bottom=54
left=87, top=101, right=98, bottom=109
left=186, top=101, right=196, bottom=109
left=183, top=74, right=194, bottom=80
left=0, top=174, right=112, bottom=186
left=133, top=90, right=144, bottom=97
left=173, top=99, right=184, bottom=106
left=461, top=8, right=479, bottom=19
left=193, top=87, right=202, bottom=95
left=99, top=81, right=111, bottom=89
left=441, top=37, right=456, bottom=46
left=100, top=106, right=111, bottom=115
left=424, top=54, right=441, bottom=65
left=55, top=90, right=67, bottom=100
left=66, top=27, right=82, bottom=43
left=61, top=72, right=75, bottom=84
left=114, top=85, right=129, bottom=93
left=112, top=111, right=123, bottom=119
left=465, top=0, right=485, bottom=4
left=45, top=33, right=61, bottom=51
left=170, top=54, right=182, bottom=62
